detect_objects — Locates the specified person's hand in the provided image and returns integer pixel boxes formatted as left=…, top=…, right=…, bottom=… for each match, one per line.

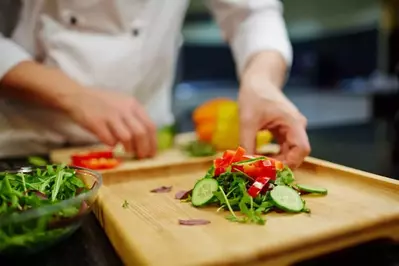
left=65, top=88, right=157, bottom=159
left=238, top=79, right=310, bottom=169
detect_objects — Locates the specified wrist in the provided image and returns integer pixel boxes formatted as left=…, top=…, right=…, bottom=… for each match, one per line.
left=59, top=83, right=93, bottom=114
left=241, top=50, right=288, bottom=89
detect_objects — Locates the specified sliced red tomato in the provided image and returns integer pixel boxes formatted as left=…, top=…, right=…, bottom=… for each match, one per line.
left=247, top=176, right=270, bottom=198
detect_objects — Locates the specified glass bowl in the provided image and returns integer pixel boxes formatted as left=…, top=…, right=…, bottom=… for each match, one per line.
left=0, top=165, right=102, bottom=256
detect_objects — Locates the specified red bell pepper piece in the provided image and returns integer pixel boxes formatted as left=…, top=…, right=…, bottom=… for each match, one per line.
left=214, top=157, right=229, bottom=176
left=214, top=147, right=246, bottom=176
left=222, top=150, right=235, bottom=161
left=268, top=158, right=284, bottom=170
left=73, top=158, right=120, bottom=170
left=212, top=146, right=283, bottom=180
left=242, top=161, right=276, bottom=180
left=71, top=150, right=113, bottom=162
left=247, top=176, right=270, bottom=198
left=228, top=146, right=246, bottom=164
left=71, top=150, right=119, bottom=170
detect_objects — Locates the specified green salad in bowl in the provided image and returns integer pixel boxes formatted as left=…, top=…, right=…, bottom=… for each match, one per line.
left=0, top=164, right=102, bottom=255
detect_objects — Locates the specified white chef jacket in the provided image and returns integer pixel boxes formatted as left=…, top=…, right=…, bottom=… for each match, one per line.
left=0, top=0, right=292, bottom=158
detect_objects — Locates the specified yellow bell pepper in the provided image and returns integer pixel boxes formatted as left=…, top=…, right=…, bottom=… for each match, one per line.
left=193, top=99, right=273, bottom=150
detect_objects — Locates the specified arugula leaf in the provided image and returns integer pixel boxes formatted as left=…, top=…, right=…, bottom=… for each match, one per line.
left=122, top=200, right=129, bottom=209
left=237, top=180, right=266, bottom=225
left=204, top=165, right=215, bottom=179
left=275, top=166, right=295, bottom=186
left=51, top=169, right=64, bottom=202
left=218, top=186, right=238, bottom=219
left=0, top=164, right=90, bottom=253
left=182, top=140, right=217, bottom=157
left=28, top=156, right=48, bottom=167
left=255, top=201, right=274, bottom=214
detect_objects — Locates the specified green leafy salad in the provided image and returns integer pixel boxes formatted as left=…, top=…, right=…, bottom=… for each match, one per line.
left=175, top=147, right=328, bottom=226
left=0, top=164, right=91, bottom=253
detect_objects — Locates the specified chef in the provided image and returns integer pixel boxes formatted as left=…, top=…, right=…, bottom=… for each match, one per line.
left=0, top=0, right=310, bottom=168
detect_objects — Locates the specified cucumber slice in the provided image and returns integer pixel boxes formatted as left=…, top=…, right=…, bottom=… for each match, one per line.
left=296, top=184, right=328, bottom=195
left=270, top=186, right=304, bottom=213
left=191, top=178, right=219, bottom=207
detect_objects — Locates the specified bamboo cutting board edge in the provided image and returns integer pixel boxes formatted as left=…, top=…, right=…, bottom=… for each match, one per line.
left=92, top=156, right=399, bottom=266
left=49, top=132, right=279, bottom=174
left=94, top=188, right=399, bottom=266
left=248, top=222, right=399, bottom=266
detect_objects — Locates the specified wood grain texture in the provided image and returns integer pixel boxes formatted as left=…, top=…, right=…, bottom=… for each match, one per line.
left=51, top=133, right=399, bottom=265
left=93, top=157, right=399, bottom=266
left=49, top=133, right=226, bottom=174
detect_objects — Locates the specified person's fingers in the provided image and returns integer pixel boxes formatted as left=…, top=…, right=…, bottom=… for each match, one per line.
left=107, top=118, right=134, bottom=153
left=86, top=120, right=117, bottom=147
left=123, top=116, right=151, bottom=159
left=239, top=106, right=260, bottom=154
left=283, top=123, right=311, bottom=169
left=271, top=142, right=289, bottom=162
left=133, top=105, right=158, bottom=157
left=239, top=120, right=258, bottom=154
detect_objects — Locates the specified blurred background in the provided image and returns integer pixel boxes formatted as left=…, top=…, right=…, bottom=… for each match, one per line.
left=171, top=0, right=399, bottom=178
left=1, top=0, right=399, bottom=177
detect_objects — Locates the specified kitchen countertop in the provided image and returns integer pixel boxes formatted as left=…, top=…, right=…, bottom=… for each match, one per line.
left=1, top=122, right=399, bottom=266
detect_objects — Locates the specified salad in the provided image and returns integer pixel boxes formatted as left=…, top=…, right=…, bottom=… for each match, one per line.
left=180, top=147, right=328, bottom=225
left=0, top=165, right=92, bottom=254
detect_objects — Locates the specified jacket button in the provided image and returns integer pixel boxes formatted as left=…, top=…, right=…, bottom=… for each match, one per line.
left=132, top=29, right=140, bottom=36
left=70, top=16, right=78, bottom=25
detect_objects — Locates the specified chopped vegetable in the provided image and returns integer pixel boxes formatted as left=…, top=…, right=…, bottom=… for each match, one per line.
left=28, top=156, right=48, bottom=166
left=175, top=190, right=192, bottom=200
left=192, top=98, right=273, bottom=150
left=178, top=147, right=328, bottom=225
left=178, top=219, right=211, bottom=226
left=71, top=150, right=120, bottom=170
left=0, top=164, right=90, bottom=253
left=270, top=186, right=304, bottom=213
left=150, top=186, right=172, bottom=193
left=296, top=184, right=328, bottom=195
left=122, top=200, right=130, bottom=208
left=247, top=177, right=270, bottom=198
left=191, top=178, right=219, bottom=207
left=181, top=140, right=217, bottom=157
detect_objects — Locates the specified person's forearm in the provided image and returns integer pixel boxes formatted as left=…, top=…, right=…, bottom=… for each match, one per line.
left=0, top=60, right=84, bottom=112
left=241, top=50, right=288, bottom=90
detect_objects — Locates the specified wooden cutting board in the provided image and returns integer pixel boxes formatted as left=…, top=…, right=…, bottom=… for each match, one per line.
left=49, top=133, right=216, bottom=172
left=92, top=156, right=399, bottom=266
left=50, top=132, right=278, bottom=173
